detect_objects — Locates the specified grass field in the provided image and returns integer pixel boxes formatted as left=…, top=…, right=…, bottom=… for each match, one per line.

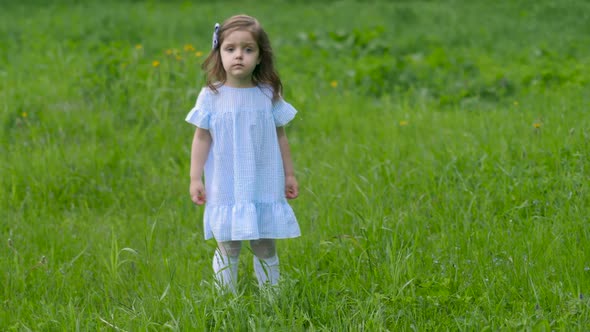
left=1, top=0, right=590, bottom=330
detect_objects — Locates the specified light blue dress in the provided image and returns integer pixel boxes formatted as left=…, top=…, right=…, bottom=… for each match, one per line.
left=186, top=85, right=301, bottom=241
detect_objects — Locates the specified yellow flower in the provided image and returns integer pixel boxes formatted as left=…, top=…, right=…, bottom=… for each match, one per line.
left=152, top=60, right=160, bottom=68
left=135, top=44, right=143, bottom=49
left=399, top=120, right=409, bottom=126
left=184, top=44, right=195, bottom=52
left=195, top=51, right=203, bottom=57
left=175, top=55, right=182, bottom=61
left=533, top=122, right=542, bottom=129
left=165, top=49, right=173, bottom=55
left=330, top=80, right=338, bottom=88
left=21, top=112, right=28, bottom=118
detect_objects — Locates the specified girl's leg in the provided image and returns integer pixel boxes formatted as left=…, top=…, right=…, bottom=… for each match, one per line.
left=250, top=239, right=279, bottom=286
left=213, top=241, right=241, bottom=292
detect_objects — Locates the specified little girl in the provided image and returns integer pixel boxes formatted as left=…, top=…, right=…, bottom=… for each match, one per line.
left=186, top=15, right=300, bottom=292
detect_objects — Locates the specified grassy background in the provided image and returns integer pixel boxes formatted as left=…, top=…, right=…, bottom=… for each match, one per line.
left=1, top=0, right=589, bottom=330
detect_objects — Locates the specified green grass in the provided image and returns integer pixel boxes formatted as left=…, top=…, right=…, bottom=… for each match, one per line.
left=1, top=0, right=589, bottom=330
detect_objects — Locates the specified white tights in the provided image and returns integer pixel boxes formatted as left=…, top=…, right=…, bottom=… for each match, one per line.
left=213, top=239, right=279, bottom=291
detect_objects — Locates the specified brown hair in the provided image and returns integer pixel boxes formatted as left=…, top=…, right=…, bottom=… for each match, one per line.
left=201, top=15, right=283, bottom=102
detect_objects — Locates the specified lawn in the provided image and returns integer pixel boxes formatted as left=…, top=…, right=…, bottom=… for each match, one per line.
left=1, top=0, right=589, bottom=330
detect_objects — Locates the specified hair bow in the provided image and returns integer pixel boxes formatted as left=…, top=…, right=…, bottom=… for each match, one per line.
left=211, top=23, right=220, bottom=50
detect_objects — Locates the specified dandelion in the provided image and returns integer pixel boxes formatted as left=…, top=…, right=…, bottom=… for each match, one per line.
left=175, top=55, right=182, bottom=61
left=330, top=80, right=338, bottom=88
left=399, top=120, right=409, bottom=126
left=165, top=49, right=173, bottom=55
left=152, top=60, right=160, bottom=68
left=21, top=112, right=28, bottom=118
left=533, top=122, right=542, bottom=129
left=184, top=44, right=195, bottom=52
left=135, top=44, right=143, bottom=50
left=195, top=51, right=203, bottom=57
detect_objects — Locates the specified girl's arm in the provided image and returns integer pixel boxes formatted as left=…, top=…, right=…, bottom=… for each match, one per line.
left=190, top=128, right=212, bottom=205
left=277, top=127, right=299, bottom=199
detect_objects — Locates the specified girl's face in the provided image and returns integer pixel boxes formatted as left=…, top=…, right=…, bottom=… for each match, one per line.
left=220, top=29, right=261, bottom=88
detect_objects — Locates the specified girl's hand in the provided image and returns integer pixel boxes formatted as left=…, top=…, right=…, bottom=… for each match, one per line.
left=190, top=179, right=207, bottom=205
left=285, top=175, right=299, bottom=199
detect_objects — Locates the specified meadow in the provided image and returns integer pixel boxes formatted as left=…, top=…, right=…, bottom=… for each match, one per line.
left=1, top=0, right=589, bottom=330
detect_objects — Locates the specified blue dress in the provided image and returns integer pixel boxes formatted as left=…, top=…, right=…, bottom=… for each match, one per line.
left=186, top=85, right=301, bottom=241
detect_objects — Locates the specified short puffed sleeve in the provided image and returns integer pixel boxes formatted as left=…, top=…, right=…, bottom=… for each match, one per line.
left=272, top=98, right=297, bottom=127
left=185, top=88, right=212, bottom=129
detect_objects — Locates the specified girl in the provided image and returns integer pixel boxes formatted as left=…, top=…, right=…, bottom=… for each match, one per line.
left=186, top=15, right=300, bottom=292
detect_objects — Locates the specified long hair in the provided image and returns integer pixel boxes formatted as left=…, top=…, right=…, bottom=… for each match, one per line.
left=201, top=15, right=283, bottom=102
